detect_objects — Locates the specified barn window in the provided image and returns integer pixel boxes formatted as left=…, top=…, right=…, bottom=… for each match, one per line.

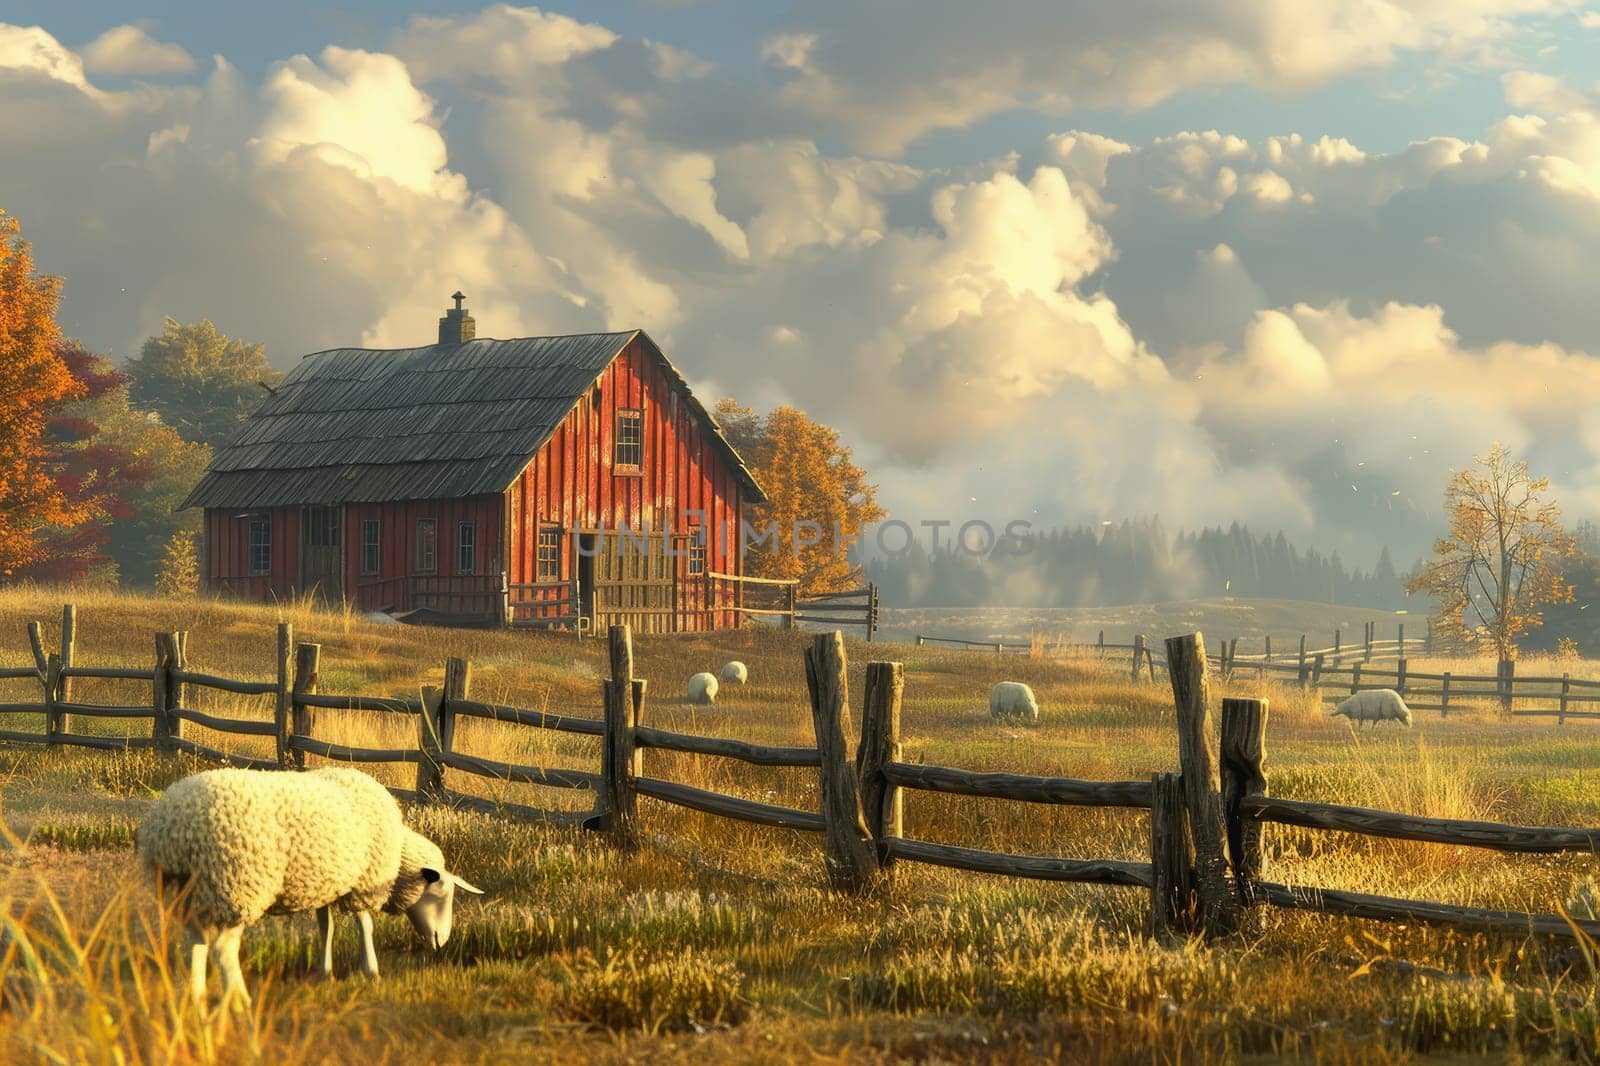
left=687, top=528, right=706, bottom=576
left=457, top=522, right=476, bottom=573
left=306, top=505, right=339, bottom=547
left=248, top=519, right=271, bottom=577
left=416, top=519, right=437, bottom=574
left=361, top=520, right=380, bottom=574
left=537, top=526, right=561, bottom=580
left=615, top=408, right=643, bottom=469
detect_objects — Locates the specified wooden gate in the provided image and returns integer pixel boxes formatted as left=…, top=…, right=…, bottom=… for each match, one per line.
left=585, top=529, right=680, bottom=634
left=300, top=505, right=343, bottom=602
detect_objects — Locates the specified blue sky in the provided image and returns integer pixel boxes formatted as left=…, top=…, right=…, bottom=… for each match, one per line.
left=5, top=1, right=1600, bottom=568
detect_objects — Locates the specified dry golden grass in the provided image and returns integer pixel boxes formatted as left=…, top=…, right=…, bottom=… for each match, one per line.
left=0, top=587, right=1598, bottom=1062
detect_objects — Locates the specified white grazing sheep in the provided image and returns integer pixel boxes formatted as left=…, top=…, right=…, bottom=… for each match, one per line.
left=1331, top=688, right=1414, bottom=729
left=137, top=767, right=483, bottom=1006
left=989, top=681, right=1040, bottom=721
left=719, top=660, right=748, bottom=685
left=688, top=671, right=719, bottom=705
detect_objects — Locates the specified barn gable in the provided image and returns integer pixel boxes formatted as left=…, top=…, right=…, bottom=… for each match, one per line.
left=182, top=330, right=765, bottom=511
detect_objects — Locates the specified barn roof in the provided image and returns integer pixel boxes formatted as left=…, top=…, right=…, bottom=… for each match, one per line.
left=181, top=330, right=766, bottom=510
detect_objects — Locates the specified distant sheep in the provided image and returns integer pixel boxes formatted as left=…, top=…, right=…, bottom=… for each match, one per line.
left=720, top=661, right=748, bottom=686
left=989, top=681, right=1039, bottom=721
left=688, top=672, right=719, bottom=705
left=137, top=767, right=482, bottom=1006
left=1331, top=688, right=1414, bottom=729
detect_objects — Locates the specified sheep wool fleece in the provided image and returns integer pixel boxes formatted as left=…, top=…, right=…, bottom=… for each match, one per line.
left=138, top=767, right=440, bottom=931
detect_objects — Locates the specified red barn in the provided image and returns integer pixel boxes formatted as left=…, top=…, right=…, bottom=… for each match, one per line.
left=182, top=296, right=766, bottom=632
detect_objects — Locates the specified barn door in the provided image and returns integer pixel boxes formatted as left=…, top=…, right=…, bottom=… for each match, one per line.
left=588, top=529, right=678, bottom=634
left=300, top=505, right=344, bottom=603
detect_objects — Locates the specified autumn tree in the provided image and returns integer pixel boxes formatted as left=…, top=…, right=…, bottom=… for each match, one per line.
left=1404, top=443, right=1574, bottom=663
left=716, top=400, right=885, bottom=594
left=126, top=318, right=281, bottom=447
left=155, top=530, right=200, bottom=597
left=19, top=341, right=150, bottom=583
left=0, top=211, right=89, bottom=576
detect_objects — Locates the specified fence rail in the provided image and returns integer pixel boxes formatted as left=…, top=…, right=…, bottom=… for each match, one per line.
left=2, top=605, right=1597, bottom=949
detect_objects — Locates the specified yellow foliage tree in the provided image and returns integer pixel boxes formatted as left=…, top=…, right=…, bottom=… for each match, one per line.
left=1404, top=443, right=1574, bottom=662
left=155, top=529, right=201, bottom=597
left=716, top=400, right=885, bottom=595
left=0, top=211, right=87, bottom=576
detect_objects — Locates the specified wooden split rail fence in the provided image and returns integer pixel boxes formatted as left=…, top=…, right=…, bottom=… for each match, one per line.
left=1, top=607, right=1597, bottom=944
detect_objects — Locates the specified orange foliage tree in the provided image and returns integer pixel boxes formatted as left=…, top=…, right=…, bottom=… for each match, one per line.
left=716, top=400, right=885, bottom=594
left=1404, top=443, right=1574, bottom=662
left=0, top=211, right=88, bottom=576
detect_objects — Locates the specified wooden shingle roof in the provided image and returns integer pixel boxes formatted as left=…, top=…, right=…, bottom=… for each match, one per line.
left=181, top=329, right=766, bottom=510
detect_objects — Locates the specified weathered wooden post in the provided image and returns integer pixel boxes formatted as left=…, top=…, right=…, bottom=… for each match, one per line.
left=273, top=623, right=292, bottom=766
left=915, top=635, right=925, bottom=647
left=1132, top=634, right=1146, bottom=681
left=866, top=582, right=879, bottom=643
left=1350, top=661, right=1363, bottom=696
left=43, top=654, right=62, bottom=745
left=1441, top=671, right=1451, bottom=717
left=164, top=631, right=188, bottom=747
left=497, top=571, right=511, bottom=629
left=1149, top=771, right=1195, bottom=943
left=290, top=642, right=320, bottom=769
left=1098, top=629, right=1105, bottom=656
left=1396, top=658, right=1408, bottom=697
left=1296, top=636, right=1309, bottom=689
left=151, top=635, right=170, bottom=751
left=1560, top=673, right=1571, bottom=726
left=1499, top=659, right=1515, bottom=714
left=1263, top=634, right=1272, bottom=662
left=1220, top=697, right=1268, bottom=933
left=1311, top=652, right=1325, bottom=691
left=1398, top=623, right=1406, bottom=660
left=1165, top=633, right=1237, bottom=937
left=1364, top=622, right=1373, bottom=661
left=857, top=660, right=904, bottom=867
left=1333, top=628, right=1341, bottom=664
left=25, top=621, right=46, bottom=678
left=805, top=631, right=878, bottom=893
left=417, top=685, right=445, bottom=800
left=601, top=625, right=643, bottom=847
left=54, top=604, right=76, bottom=739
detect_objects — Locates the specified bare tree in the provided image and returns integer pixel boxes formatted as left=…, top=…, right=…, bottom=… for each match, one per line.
left=1405, top=443, right=1574, bottom=664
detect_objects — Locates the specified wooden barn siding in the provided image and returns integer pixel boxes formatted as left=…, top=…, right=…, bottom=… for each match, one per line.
left=345, top=496, right=504, bottom=616
left=204, top=506, right=300, bottom=601
left=508, top=337, right=743, bottom=629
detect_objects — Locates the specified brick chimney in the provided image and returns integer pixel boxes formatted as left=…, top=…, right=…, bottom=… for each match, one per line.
left=438, top=291, right=476, bottom=345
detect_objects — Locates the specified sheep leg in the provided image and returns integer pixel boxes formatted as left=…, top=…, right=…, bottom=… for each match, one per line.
left=316, top=906, right=335, bottom=977
left=186, top=925, right=209, bottom=1006
left=212, top=925, right=251, bottom=1009
left=355, top=911, right=379, bottom=978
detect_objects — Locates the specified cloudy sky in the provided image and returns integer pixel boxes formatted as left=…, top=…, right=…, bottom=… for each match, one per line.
left=5, top=2, right=1600, bottom=570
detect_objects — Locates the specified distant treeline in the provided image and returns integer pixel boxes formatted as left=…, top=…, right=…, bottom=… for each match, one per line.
left=865, top=517, right=1406, bottom=608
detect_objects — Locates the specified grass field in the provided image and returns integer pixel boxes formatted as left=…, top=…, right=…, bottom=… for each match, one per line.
left=1, top=587, right=1600, bottom=1063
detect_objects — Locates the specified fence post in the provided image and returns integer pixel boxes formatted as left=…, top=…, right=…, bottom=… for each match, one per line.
left=1297, top=636, right=1308, bottom=689
left=1441, top=671, right=1451, bottom=717
left=866, top=583, right=878, bottom=643
left=274, top=623, right=292, bottom=767
left=1398, top=623, right=1405, bottom=660
left=1220, top=697, right=1268, bottom=933
left=1147, top=647, right=1158, bottom=683
left=151, top=634, right=170, bottom=751
left=602, top=625, right=641, bottom=847
left=915, top=635, right=925, bottom=647
left=1311, top=652, right=1325, bottom=690
left=1132, top=634, right=1145, bottom=681
left=805, top=631, right=878, bottom=893
left=290, top=642, right=320, bottom=770
left=1264, top=634, right=1271, bottom=662
left=43, top=654, right=62, bottom=745
left=1396, top=658, right=1408, bottom=697
left=418, top=685, right=445, bottom=800
left=497, top=570, right=510, bottom=629
left=1561, top=673, right=1570, bottom=726
left=1165, top=633, right=1236, bottom=937
left=1333, top=628, right=1341, bottom=664
left=54, top=604, right=75, bottom=739
left=1500, top=659, right=1515, bottom=714
left=1149, top=771, right=1195, bottom=943
left=167, top=632, right=187, bottom=746
left=1364, top=622, right=1372, bottom=662
left=858, top=660, right=903, bottom=867
left=1351, top=662, right=1362, bottom=696
left=26, top=621, right=46, bottom=678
